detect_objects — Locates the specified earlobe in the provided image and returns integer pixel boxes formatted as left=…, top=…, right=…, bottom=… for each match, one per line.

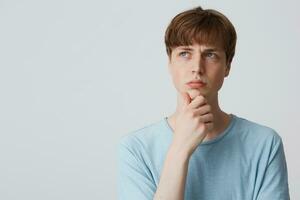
left=225, top=65, right=231, bottom=77
left=168, top=59, right=172, bottom=74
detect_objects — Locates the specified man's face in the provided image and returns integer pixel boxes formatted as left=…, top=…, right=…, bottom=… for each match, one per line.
left=168, top=42, right=230, bottom=100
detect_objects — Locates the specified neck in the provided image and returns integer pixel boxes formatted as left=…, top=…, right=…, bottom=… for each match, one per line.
left=167, top=93, right=231, bottom=142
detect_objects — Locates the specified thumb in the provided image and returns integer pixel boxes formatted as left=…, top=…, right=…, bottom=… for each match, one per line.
left=179, top=91, right=192, bottom=109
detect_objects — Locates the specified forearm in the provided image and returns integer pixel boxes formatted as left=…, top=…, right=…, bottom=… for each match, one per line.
left=153, top=143, right=190, bottom=200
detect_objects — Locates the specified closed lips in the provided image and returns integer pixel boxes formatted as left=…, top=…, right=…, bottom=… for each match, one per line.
left=187, top=80, right=206, bottom=84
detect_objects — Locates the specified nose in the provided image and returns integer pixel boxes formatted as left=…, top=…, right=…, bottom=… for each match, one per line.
left=191, top=56, right=204, bottom=74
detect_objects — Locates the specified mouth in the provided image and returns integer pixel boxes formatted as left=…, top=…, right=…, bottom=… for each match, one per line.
left=186, top=80, right=206, bottom=89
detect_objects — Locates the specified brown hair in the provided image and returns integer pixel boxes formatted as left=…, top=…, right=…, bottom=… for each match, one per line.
left=164, top=6, right=237, bottom=66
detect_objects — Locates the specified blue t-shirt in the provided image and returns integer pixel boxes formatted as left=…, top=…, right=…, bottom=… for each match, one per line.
left=117, top=114, right=290, bottom=200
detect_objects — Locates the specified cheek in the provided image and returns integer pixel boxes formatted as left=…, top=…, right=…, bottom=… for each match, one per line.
left=211, top=71, right=226, bottom=90
left=172, top=71, right=180, bottom=88
left=170, top=68, right=185, bottom=91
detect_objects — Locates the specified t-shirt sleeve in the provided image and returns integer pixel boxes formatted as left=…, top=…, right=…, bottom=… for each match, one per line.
left=117, top=136, right=156, bottom=200
left=256, top=135, right=290, bottom=200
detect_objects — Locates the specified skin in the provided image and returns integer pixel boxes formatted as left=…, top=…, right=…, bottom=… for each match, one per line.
left=153, top=42, right=233, bottom=200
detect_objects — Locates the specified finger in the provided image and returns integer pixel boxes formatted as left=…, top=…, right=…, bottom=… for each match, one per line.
left=197, top=113, right=214, bottom=123
left=178, top=91, right=192, bottom=110
left=193, top=104, right=211, bottom=115
left=188, top=95, right=207, bottom=109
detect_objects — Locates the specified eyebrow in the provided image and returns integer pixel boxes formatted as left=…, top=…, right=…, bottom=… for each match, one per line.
left=176, top=46, right=220, bottom=52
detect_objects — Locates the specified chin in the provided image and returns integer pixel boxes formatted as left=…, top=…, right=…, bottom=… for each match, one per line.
left=187, top=89, right=206, bottom=100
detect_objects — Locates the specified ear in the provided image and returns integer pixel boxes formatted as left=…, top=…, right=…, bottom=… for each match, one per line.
left=225, top=64, right=231, bottom=77
left=167, top=57, right=172, bottom=74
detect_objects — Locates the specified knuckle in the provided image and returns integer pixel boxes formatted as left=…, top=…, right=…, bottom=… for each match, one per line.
left=198, top=95, right=205, bottom=102
left=197, top=116, right=204, bottom=123
left=187, top=111, right=194, bottom=118
left=206, top=105, right=211, bottom=112
left=191, top=111, right=197, bottom=118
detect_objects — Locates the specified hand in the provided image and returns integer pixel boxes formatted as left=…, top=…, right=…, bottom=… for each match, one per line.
left=172, top=92, right=214, bottom=157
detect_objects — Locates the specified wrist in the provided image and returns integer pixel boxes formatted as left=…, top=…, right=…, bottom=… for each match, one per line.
left=168, top=142, right=191, bottom=162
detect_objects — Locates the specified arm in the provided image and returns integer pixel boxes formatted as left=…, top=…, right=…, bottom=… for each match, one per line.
left=153, top=142, right=191, bottom=200
left=118, top=93, right=211, bottom=200
left=154, top=93, right=212, bottom=200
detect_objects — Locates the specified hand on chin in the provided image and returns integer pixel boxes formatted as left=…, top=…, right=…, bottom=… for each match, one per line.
left=187, top=89, right=204, bottom=100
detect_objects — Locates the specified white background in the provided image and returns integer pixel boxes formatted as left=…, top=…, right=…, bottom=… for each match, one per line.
left=0, top=0, right=299, bottom=199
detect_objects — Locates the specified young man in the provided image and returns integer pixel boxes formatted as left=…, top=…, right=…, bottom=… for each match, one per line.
left=118, top=6, right=290, bottom=200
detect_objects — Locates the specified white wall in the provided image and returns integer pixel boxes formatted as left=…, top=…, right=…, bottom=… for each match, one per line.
left=0, top=0, right=299, bottom=199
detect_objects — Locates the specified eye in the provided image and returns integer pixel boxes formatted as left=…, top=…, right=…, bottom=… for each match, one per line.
left=179, top=51, right=189, bottom=58
left=206, top=52, right=216, bottom=58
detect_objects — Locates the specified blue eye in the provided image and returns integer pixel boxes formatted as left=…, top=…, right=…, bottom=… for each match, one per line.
left=206, top=52, right=215, bottom=58
left=179, top=52, right=189, bottom=57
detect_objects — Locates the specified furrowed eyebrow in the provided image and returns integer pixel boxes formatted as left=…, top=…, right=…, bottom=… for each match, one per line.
left=176, top=46, right=220, bottom=52
left=203, top=48, right=219, bottom=52
left=177, top=47, right=194, bottom=51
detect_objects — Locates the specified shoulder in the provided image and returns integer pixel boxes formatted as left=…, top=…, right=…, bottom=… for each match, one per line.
left=233, top=115, right=283, bottom=149
left=118, top=117, right=170, bottom=153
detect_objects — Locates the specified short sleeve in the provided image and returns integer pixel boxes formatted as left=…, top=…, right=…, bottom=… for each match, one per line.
left=117, top=136, right=156, bottom=200
left=256, top=135, right=290, bottom=200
